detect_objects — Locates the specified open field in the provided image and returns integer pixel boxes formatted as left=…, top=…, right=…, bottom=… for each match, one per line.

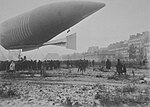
left=0, top=67, right=149, bottom=107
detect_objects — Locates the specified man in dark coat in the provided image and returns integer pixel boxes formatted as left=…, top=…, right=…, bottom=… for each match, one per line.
left=106, top=59, right=111, bottom=69
left=116, top=59, right=123, bottom=75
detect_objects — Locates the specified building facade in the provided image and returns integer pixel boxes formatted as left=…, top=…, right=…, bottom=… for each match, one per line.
left=107, top=41, right=129, bottom=60
left=87, top=46, right=99, bottom=53
left=128, top=31, right=150, bottom=61
left=106, top=31, right=150, bottom=61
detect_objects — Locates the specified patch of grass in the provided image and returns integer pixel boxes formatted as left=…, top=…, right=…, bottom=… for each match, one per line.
left=94, top=84, right=150, bottom=106
left=107, top=74, right=130, bottom=80
left=121, top=84, right=137, bottom=93
left=0, top=84, right=20, bottom=98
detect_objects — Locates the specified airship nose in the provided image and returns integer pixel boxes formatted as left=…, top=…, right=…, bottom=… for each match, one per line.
left=85, top=1, right=105, bottom=11
left=80, top=1, right=105, bottom=18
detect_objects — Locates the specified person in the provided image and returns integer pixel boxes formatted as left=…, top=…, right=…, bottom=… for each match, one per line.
left=106, top=59, right=111, bottom=69
left=122, top=62, right=127, bottom=75
left=132, top=70, right=135, bottom=77
left=67, top=60, right=70, bottom=68
left=40, top=61, right=46, bottom=77
left=116, top=59, right=122, bottom=75
left=92, top=60, right=95, bottom=67
left=9, top=61, right=15, bottom=72
left=77, top=59, right=82, bottom=72
left=83, top=59, right=86, bottom=72
left=143, top=59, right=146, bottom=66
left=37, top=60, right=42, bottom=70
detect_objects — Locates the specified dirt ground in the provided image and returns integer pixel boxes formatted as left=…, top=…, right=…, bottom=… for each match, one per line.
left=0, top=67, right=150, bottom=107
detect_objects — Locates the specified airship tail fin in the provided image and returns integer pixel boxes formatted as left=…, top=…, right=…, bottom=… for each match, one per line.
left=66, top=33, right=76, bottom=50
left=43, top=33, right=77, bottom=50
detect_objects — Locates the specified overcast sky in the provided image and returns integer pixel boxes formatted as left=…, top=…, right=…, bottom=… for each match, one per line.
left=0, top=0, right=149, bottom=58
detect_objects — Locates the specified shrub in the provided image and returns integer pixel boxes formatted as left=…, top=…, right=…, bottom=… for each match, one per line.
left=0, top=84, right=20, bottom=98
left=122, top=84, right=137, bottom=93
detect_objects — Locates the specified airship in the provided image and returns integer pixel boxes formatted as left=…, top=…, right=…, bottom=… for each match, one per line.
left=0, top=0, right=105, bottom=52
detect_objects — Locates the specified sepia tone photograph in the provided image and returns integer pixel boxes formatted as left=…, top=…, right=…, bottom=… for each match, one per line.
left=0, top=0, right=149, bottom=107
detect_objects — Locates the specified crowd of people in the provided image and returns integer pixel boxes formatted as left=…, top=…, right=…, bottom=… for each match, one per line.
left=0, top=59, right=92, bottom=72
left=105, top=59, right=127, bottom=75
left=0, top=57, right=143, bottom=76
left=0, top=60, right=61, bottom=71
